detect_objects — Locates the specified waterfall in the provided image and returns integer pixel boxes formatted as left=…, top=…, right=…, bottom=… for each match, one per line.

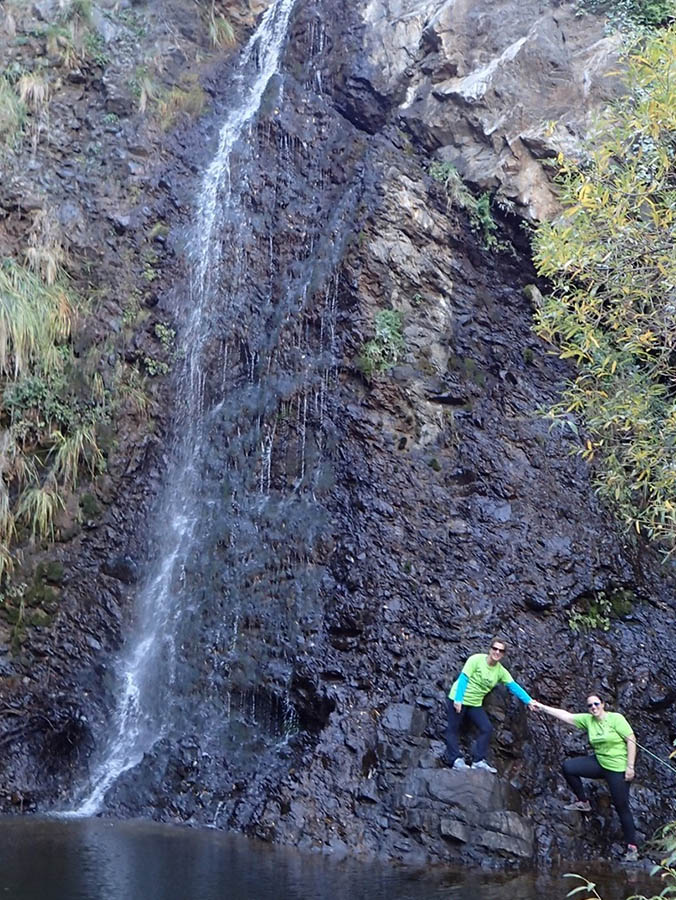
left=69, top=0, right=301, bottom=816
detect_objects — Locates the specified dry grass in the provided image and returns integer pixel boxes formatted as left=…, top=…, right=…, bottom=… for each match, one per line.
left=157, top=78, right=207, bottom=130
left=208, top=12, right=236, bottom=47
left=24, top=210, right=67, bottom=285
left=45, top=23, right=82, bottom=69
left=136, top=70, right=160, bottom=113
left=16, top=73, right=50, bottom=112
left=65, top=0, right=92, bottom=24
left=114, top=362, right=151, bottom=419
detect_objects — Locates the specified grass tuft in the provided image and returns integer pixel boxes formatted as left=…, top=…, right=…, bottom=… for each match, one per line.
left=207, top=0, right=236, bottom=47
left=43, top=23, right=81, bottom=69
left=49, top=424, right=104, bottom=489
left=0, top=260, right=74, bottom=378
left=0, top=77, right=26, bottom=148
left=157, top=78, right=207, bottom=130
left=16, top=479, right=64, bottom=540
left=16, top=73, right=50, bottom=112
left=25, top=210, right=67, bottom=286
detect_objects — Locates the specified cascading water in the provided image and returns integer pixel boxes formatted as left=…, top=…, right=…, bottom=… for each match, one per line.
left=67, top=0, right=355, bottom=816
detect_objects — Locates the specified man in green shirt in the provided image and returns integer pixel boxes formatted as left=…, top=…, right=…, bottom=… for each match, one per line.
left=534, top=693, right=638, bottom=861
left=446, top=636, right=534, bottom=773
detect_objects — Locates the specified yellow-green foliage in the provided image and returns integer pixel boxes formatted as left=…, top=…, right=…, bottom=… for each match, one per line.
left=533, top=28, right=676, bottom=548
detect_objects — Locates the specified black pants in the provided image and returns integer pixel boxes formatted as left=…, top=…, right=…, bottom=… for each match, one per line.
left=445, top=699, right=493, bottom=765
left=562, top=755, right=637, bottom=844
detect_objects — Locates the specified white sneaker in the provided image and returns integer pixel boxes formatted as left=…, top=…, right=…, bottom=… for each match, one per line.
left=471, top=760, right=497, bottom=773
left=452, top=758, right=470, bottom=770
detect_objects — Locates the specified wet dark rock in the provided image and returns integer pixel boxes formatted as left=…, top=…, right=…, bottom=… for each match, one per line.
left=380, top=704, right=427, bottom=736
left=524, top=594, right=553, bottom=613
left=101, top=555, right=139, bottom=585
left=645, top=689, right=676, bottom=711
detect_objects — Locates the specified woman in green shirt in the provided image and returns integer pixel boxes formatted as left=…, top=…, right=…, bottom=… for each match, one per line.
left=534, top=694, right=638, bottom=860
left=446, top=637, right=534, bottom=772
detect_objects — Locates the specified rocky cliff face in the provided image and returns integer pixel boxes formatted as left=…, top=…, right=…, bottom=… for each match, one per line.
left=0, top=0, right=674, bottom=871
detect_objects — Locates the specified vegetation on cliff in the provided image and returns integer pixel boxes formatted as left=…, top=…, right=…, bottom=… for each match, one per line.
left=577, top=0, right=676, bottom=28
left=533, top=27, right=676, bottom=551
left=0, top=0, right=257, bottom=583
left=576, top=0, right=676, bottom=28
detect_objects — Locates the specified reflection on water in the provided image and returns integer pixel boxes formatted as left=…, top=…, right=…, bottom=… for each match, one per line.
left=0, top=817, right=658, bottom=900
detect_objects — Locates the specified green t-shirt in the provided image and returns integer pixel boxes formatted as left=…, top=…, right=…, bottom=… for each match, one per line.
left=572, top=711, right=634, bottom=772
left=448, top=653, right=514, bottom=707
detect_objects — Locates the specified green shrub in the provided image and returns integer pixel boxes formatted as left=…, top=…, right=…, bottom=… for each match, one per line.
left=568, top=591, right=614, bottom=632
left=533, top=28, right=676, bottom=551
left=143, top=356, right=170, bottom=377
left=429, top=161, right=502, bottom=248
left=84, top=30, right=109, bottom=67
left=357, top=309, right=405, bottom=378
left=575, top=0, right=676, bottom=28
left=154, top=322, right=175, bottom=350
left=79, top=492, right=100, bottom=520
left=474, top=192, right=500, bottom=248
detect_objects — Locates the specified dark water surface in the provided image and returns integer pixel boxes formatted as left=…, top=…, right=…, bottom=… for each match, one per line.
left=0, top=817, right=658, bottom=900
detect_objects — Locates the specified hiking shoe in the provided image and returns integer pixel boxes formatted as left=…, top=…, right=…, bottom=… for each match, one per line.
left=623, top=845, right=639, bottom=862
left=564, top=800, right=591, bottom=812
left=452, top=758, right=470, bottom=770
left=471, top=760, right=497, bottom=773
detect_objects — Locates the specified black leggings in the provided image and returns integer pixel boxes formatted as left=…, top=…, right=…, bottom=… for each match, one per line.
left=445, top=700, right=493, bottom=764
left=562, top=755, right=636, bottom=844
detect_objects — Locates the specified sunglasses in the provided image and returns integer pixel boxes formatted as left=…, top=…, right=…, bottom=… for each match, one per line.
left=587, top=701, right=602, bottom=709
left=491, top=646, right=506, bottom=653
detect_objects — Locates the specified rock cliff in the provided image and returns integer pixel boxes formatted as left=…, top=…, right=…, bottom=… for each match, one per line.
left=0, top=0, right=674, bottom=870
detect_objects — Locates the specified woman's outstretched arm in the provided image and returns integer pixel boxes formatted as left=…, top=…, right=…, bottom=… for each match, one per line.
left=533, top=701, right=577, bottom=727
